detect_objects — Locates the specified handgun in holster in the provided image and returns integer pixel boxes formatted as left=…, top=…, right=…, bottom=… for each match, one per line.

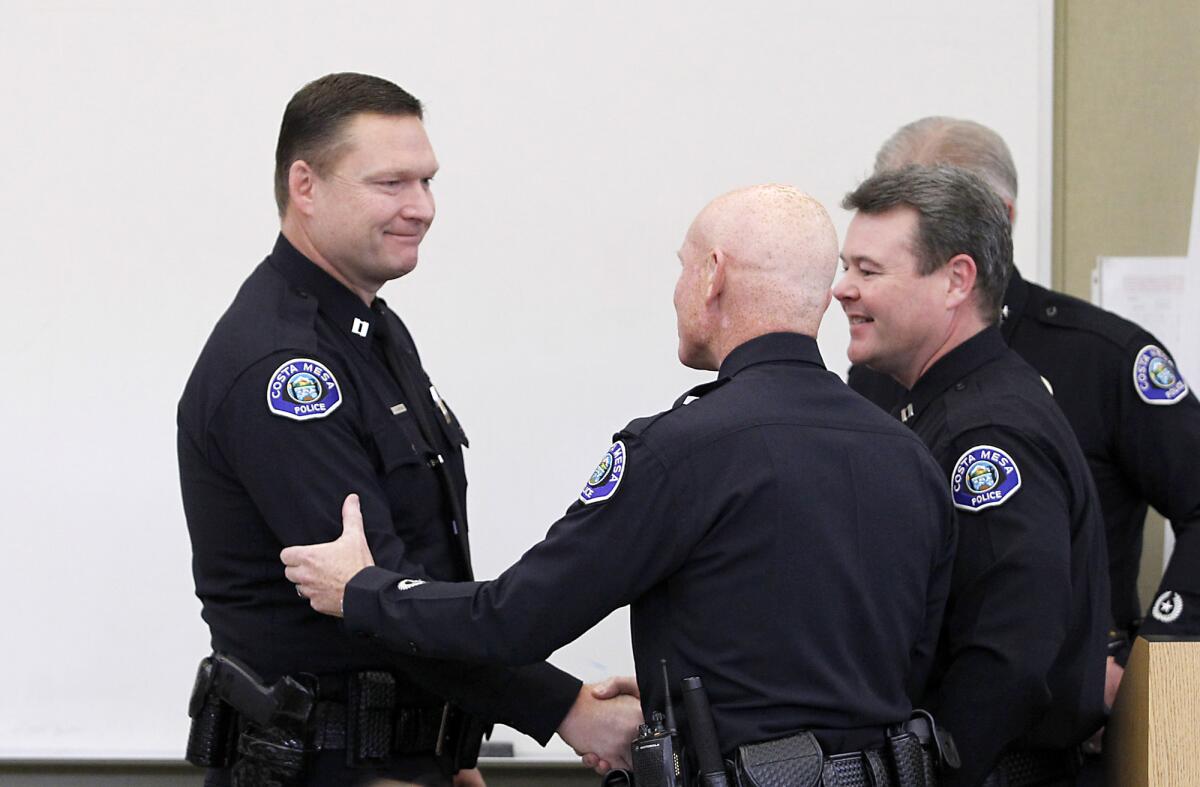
left=185, top=653, right=315, bottom=786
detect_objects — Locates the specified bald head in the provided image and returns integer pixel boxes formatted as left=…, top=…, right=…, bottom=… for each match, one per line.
left=875, top=117, right=1018, bottom=209
left=674, top=184, right=839, bottom=370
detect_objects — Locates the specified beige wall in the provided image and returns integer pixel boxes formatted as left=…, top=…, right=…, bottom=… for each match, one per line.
left=1053, top=0, right=1200, bottom=295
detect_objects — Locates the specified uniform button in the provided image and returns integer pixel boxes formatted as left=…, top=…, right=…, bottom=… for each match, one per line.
left=296, top=290, right=309, bottom=299
left=955, top=383, right=966, bottom=391
left=1045, top=305, right=1057, bottom=317
left=408, top=642, right=420, bottom=654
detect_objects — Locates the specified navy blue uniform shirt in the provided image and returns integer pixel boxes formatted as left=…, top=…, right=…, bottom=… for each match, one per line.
left=178, top=234, right=579, bottom=745
left=345, top=332, right=957, bottom=757
left=894, top=326, right=1109, bottom=787
left=849, top=270, right=1200, bottom=656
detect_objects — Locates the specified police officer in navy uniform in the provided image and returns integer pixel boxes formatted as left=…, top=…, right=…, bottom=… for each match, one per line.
left=846, top=117, right=1200, bottom=696
left=834, top=165, right=1110, bottom=787
left=283, top=184, right=959, bottom=781
left=178, top=73, right=641, bottom=787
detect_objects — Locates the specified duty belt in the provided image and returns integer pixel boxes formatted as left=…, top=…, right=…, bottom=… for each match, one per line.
left=733, top=712, right=958, bottom=787
left=186, top=655, right=481, bottom=772
left=981, top=748, right=1081, bottom=787
left=308, top=672, right=448, bottom=757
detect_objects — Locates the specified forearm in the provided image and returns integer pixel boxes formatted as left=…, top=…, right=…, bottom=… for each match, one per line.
left=1140, top=518, right=1200, bottom=636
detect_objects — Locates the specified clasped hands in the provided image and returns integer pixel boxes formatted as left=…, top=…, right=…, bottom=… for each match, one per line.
left=280, top=493, right=643, bottom=774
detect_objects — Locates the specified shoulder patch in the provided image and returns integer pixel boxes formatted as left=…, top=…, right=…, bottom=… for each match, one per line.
left=1132, top=345, right=1189, bottom=405
left=1151, top=590, right=1183, bottom=624
left=579, top=441, right=627, bottom=505
left=950, top=445, right=1022, bottom=512
left=266, top=358, right=343, bottom=420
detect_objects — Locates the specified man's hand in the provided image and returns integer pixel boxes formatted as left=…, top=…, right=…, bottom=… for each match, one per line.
left=558, top=681, right=643, bottom=774
left=452, top=767, right=487, bottom=787
left=1103, top=655, right=1124, bottom=710
left=281, top=493, right=375, bottom=617
left=590, top=675, right=640, bottom=701
left=1083, top=656, right=1127, bottom=755
left=580, top=676, right=640, bottom=771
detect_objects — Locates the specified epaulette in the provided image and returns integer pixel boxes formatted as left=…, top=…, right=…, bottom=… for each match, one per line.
left=622, top=377, right=730, bottom=438
left=620, top=413, right=662, bottom=438
left=1026, top=285, right=1143, bottom=350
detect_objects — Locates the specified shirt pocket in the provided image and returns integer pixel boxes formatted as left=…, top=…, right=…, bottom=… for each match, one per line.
left=371, top=408, right=434, bottom=473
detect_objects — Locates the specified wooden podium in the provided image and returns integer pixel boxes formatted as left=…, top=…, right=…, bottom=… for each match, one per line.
left=1106, top=636, right=1200, bottom=786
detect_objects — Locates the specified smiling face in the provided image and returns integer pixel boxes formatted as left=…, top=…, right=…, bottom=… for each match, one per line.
left=302, top=112, right=438, bottom=293
left=833, top=206, right=951, bottom=387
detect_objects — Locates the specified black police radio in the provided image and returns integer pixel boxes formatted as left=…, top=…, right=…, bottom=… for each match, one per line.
left=629, top=661, right=687, bottom=787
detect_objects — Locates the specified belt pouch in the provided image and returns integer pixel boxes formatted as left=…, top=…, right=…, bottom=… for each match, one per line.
left=887, top=731, right=931, bottom=787
left=346, top=671, right=397, bottom=767
left=735, top=731, right=823, bottom=787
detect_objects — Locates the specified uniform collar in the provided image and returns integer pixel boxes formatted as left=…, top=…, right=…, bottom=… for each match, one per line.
left=1000, top=268, right=1028, bottom=342
left=718, top=332, right=826, bottom=378
left=267, top=233, right=379, bottom=359
left=900, top=326, right=1007, bottom=425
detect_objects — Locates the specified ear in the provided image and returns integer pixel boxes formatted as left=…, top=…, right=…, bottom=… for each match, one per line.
left=704, top=248, right=726, bottom=306
left=288, top=160, right=318, bottom=217
left=944, top=253, right=977, bottom=310
left=1004, top=199, right=1017, bottom=225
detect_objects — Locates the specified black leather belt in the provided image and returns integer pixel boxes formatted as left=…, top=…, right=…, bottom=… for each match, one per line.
left=983, top=748, right=1080, bottom=787
left=734, top=727, right=941, bottom=787
left=823, top=747, right=896, bottom=786
left=308, top=698, right=445, bottom=753
left=307, top=671, right=447, bottom=756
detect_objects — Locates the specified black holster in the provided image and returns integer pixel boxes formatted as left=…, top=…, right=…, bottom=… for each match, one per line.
left=186, top=679, right=238, bottom=768
left=185, top=654, right=315, bottom=783
left=231, top=725, right=307, bottom=787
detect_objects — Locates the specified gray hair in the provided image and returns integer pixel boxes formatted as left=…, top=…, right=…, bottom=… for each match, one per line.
left=874, top=117, right=1018, bottom=206
left=843, top=165, right=1013, bottom=322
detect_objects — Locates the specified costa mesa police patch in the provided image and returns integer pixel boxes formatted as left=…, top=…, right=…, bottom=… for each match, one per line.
left=1133, top=344, right=1188, bottom=405
left=951, top=445, right=1021, bottom=512
left=266, top=358, right=343, bottom=421
left=579, top=441, right=626, bottom=505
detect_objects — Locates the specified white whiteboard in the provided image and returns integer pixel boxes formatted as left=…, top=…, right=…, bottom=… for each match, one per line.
left=0, top=1, right=1052, bottom=760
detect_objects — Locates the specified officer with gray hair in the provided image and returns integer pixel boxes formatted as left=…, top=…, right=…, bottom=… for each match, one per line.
left=835, top=164, right=1110, bottom=787
left=848, top=117, right=1200, bottom=719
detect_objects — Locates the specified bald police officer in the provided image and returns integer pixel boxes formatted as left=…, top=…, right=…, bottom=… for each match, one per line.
left=284, top=185, right=958, bottom=782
